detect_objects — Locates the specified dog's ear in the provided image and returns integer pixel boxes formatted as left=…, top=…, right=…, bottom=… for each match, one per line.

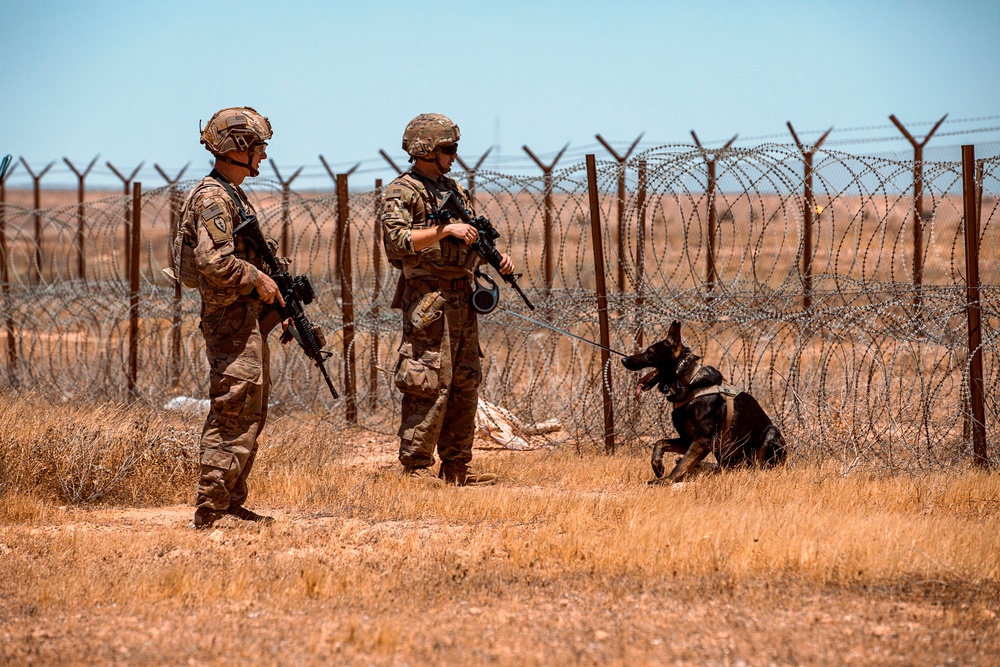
left=668, top=321, right=683, bottom=354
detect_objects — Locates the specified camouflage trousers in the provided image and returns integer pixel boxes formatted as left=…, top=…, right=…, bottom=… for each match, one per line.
left=394, top=279, right=481, bottom=470
left=196, top=299, right=271, bottom=512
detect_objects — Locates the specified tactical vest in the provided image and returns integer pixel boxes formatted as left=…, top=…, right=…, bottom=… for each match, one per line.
left=171, top=177, right=263, bottom=288
left=392, top=172, right=473, bottom=275
left=172, top=179, right=218, bottom=288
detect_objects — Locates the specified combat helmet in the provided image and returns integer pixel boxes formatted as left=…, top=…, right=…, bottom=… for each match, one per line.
left=402, top=113, right=461, bottom=159
left=200, top=106, right=272, bottom=175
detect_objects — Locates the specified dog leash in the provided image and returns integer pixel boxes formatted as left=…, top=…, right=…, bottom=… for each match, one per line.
left=498, top=307, right=628, bottom=358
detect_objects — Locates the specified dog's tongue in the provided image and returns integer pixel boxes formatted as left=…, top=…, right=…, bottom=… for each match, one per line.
left=635, top=370, right=658, bottom=400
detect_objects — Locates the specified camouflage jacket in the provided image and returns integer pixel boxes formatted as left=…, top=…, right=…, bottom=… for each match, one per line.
left=380, top=171, right=480, bottom=280
left=179, top=176, right=271, bottom=315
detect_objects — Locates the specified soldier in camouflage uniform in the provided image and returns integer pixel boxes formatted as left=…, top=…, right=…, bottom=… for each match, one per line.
left=381, top=113, right=515, bottom=486
left=174, top=106, right=284, bottom=528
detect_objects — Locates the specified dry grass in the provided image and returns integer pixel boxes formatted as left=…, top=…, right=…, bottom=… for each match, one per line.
left=1, top=393, right=998, bottom=665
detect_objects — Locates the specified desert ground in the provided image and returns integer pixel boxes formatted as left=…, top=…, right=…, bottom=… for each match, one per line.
left=1, top=394, right=998, bottom=666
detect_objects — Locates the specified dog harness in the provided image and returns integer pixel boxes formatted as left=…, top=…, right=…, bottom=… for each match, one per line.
left=671, top=383, right=740, bottom=447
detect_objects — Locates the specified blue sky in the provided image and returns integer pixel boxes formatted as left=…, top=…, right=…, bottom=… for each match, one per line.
left=1, top=0, right=998, bottom=187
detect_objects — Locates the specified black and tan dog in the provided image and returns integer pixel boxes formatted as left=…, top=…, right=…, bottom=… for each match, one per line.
left=623, top=321, right=786, bottom=484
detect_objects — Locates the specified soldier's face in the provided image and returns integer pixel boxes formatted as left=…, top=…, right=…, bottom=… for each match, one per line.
left=435, top=144, right=457, bottom=173
left=250, top=142, right=268, bottom=168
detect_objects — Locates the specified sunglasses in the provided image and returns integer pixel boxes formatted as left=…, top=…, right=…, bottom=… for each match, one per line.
left=437, top=144, right=458, bottom=156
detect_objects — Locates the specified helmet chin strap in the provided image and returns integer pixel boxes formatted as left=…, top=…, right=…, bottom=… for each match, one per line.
left=217, top=152, right=259, bottom=177
left=413, top=152, right=449, bottom=175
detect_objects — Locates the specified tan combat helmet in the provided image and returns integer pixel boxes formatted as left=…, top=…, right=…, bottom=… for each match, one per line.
left=200, top=106, right=273, bottom=175
left=402, top=113, right=461, bottom=160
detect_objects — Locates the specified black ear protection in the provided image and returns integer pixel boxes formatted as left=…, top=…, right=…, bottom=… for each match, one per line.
left=469, top=268, right=500, bottom=314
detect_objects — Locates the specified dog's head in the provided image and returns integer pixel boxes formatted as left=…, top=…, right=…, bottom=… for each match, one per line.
left=621, top=321, right=697, bottom=398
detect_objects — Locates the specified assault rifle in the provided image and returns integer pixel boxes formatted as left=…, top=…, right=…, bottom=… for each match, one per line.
left=436, top=191, right=535, bottom=311
left=232, top=212, right=339, bottom=400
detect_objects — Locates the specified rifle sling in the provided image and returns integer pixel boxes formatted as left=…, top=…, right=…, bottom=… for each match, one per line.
left=209, top=169, right=253, bottom=223
left=208, top=169, right=279, bottom=323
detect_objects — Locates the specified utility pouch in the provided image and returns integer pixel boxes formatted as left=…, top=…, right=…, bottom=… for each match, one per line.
left=406, top=290, right=446, bottom=330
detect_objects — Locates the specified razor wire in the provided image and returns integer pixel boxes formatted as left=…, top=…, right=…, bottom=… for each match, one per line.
left=0, top=144, right=997, bottom=471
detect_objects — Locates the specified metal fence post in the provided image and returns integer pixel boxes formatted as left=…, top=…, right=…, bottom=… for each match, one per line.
left=371, top=178, right=383, bottom=410
left=128, top=182, right=142, bottom=396
left=337, top=173, right=357, bottom=423
left=377, top=150, right=404, bottom=176
left=19, top=159, right=54, bottom=286
left=320, top=158, right=359, bottom=281
left=890, top=114, right=947, bottom=313
left=595, top=133, right=644, bottom=294
left=787, top=123, right=832, bottom=310
left=107, top=161, right=144, bottom=279
left=586, top=154, right=615, bottom=454
left=455, top=147, right=493, bottom=208
left=271, top=163, right=303, bottom=259
left=523, top=143, right=569, bottom=293
left=63, top=156, right=98, bottom=281
left=961, top=145, right=988, bottom=468
left=155, top=163, right=189, bottom=388
left=635, top=157, right=647, bottom=350
left=0, top=160, right=17, bottom=385
left=691, top=132, right=737, bottom=302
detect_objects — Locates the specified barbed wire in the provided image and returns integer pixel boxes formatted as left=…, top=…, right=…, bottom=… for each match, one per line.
left=0, top=145, right=996, bottom=471
left=4, top=116, right=1000, bottom=189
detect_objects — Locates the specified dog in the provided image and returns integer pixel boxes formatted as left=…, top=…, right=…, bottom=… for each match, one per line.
left=622, top=321, right=787, bottom=484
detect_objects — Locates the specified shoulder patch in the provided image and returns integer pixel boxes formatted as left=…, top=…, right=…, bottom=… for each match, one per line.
left=200, top=202, right=226, bottom=222
left=202, top=214, right=232, bottom=244
left=385, top=183, right=417, bottom=199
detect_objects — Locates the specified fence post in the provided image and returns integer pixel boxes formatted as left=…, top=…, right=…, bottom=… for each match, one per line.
left=378, top=150, right=404, bottom=176
left=0, top=159, right=17, bottom=385
left=336, top=173, right=358, bottom=423
left=889, top=114, right=947, bottom=313
left=319, top=156, right=361, bottom=185
left=585, top=154, right=615, bottom=454
left=19, top=159, right=54, bottom=286
left=371, top=178, right=383, bottom=410
left=320, top=158, right=360, bottom=282
left=271, top=163, right=303, bottom=259
left=961, top=145, right=988, bottom=468
left=635, top=158, right=647, bottom=350
left=523, top=143, right=569, bottom=293
left=107, top=161, right=144, bottom=279
left=455, top=147, right=493, bottom=208
left=155, top=163, right=190, bottom=388
left=128, top=182, right=142, bottom=396
left=63, top=156, right=99, bottom=281
left=691, top=132, right=738, bottom=302
left=595, top=133, right=644, bottom=294
left=787, top=123, right=832, bottom=310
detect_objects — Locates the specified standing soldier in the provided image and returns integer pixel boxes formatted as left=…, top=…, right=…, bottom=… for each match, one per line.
left=173, top=106, right=284, bottom=528
left=381, top=113, right=515, bottom=486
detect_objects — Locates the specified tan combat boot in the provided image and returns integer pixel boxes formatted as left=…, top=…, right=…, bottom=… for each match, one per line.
left=439, top=465, right=497, bottom=487
left=191, top=507, right=223, bottom=529
left=403, top=466, right=445, bottom=487
left=227, top=506, right=275, bottom=526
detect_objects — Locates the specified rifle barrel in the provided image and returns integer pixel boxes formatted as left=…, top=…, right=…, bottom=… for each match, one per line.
left=318, top=359, right=339, bottom=399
